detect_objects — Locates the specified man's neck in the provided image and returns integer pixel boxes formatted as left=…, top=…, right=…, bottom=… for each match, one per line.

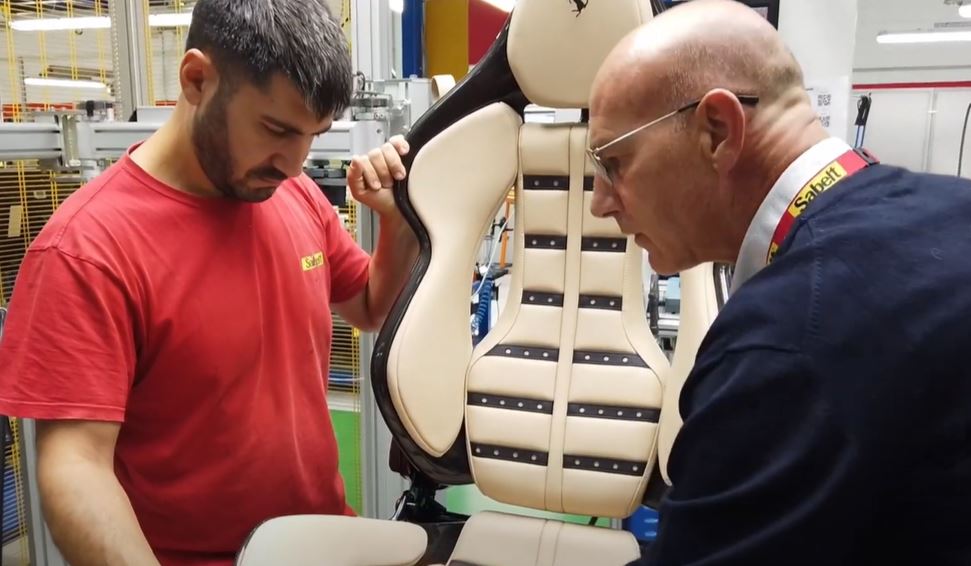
left=130, top=105, right=217, bottom=198
left=714, top=97, right=829, bottom=263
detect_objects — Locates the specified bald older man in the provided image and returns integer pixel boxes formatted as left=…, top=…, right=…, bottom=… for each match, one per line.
left=589, top=1, right=971, bottom=564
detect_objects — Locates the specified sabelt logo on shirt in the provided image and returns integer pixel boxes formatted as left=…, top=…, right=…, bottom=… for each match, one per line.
left=301, top=252, right=325, bottom=272
left=788, top=163, right=847, bottom=215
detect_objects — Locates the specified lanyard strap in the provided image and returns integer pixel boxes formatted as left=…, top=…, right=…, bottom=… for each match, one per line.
left=767, top=148, right=878, bottom=264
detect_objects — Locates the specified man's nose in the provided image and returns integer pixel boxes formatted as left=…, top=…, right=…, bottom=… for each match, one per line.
left=276, top=136, right=315, bottom=179
left=590, top=176, right=620, bottom=219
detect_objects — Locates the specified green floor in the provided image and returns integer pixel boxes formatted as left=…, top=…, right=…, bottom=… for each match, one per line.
left=332, top=409, right=362, bottom=514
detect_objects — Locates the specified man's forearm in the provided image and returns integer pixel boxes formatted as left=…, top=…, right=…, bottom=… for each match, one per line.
left=364, top=213, right=419, bottom=328
left=39, top=460, right=159, bottom=566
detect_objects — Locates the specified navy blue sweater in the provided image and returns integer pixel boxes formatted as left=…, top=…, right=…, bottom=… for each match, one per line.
left=639, top=164, right=971, bottom=565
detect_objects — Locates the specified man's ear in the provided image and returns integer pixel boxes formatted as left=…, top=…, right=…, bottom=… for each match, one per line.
left=180, top=49, right=216, bottom=107
left=693, top=89, right=747, bottom=174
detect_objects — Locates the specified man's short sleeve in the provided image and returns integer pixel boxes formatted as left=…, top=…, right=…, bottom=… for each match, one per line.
left=0, top=247, right=136, bottom=422
left=319, top=201, right=371, bottom=304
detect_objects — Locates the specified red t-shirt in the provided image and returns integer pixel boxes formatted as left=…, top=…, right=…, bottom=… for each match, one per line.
left=0, top=150, right=370, bottom=565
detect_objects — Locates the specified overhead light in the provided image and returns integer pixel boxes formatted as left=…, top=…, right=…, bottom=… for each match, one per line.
left=961, top=4, right=971, bottom=18
left=877, top=30, right=971, bottom=44
left=24, top=77, right=108, bottom=90
left=389, top=0, right=404, bottom=13
left=481, top=0, right=515, bottom=12
left=149, top=12, right=193, bottom=27
left=9, top=16, right=110, bottom=31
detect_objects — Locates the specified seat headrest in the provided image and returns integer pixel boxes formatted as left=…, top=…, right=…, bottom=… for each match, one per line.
left=508, top=0, right=657, bottom=109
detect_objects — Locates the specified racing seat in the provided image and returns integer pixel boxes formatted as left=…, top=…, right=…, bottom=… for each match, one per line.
left=237, top=0, right=721, bottom=564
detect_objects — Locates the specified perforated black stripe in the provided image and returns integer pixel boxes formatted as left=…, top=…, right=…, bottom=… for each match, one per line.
left=523, top=175, right=570, bottom=191
left=567, top=403, right=660, bottom=423
left=581, top=237, right=626, bottom=252
left=522, top=291, right=565, bottom=307
left=573, top=350, right=648, bottom=368
left=578, top=294, right=622, bottom=311
left=471, top=443, right=549, bottom=466
left=487, top=344, right=559, bottom=361
left=468, top=393, right=554, bottom=415
left=563, top=455, right=648, bottom=476
left=525, top=235, right=568, bottom=250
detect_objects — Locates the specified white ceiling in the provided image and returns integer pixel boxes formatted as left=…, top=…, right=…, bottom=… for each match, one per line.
left=855, top=0, right=971, bottom=70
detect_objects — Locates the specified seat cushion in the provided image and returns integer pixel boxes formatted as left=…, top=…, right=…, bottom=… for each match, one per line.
left=446, top=511, right=641, bottom=566
left=235, top=515, right=428, bottom=566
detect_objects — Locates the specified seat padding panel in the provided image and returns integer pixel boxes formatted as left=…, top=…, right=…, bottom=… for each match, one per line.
left=388, top=102, right=522, bottom=457
left=466, top=123, right=667, bottom=518
left=446, top=511, right=641, bottom=566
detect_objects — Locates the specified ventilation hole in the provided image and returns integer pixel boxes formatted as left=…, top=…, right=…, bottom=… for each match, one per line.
left=481, top=397, right=488, bottom=404
left=612, top=242, right=619, bottom=249
left=513, top=452, right=519, bottom=458
left=603, top=356, right=610, bottom=362
left=476, top=447, right=482, bottom=454
left=547, top=297, right=554, bottom=303
left=518, top=402, right=524, bottom=408
left=584, top=355, right=591, bottom=361
left=494, top=450, right=500, bottom=456
left=531, top=455, right=538, bottom=461
left=598, top=409, right=605, bottom=415
left=591, top=299, right=597, bottom=305
left=524, top=351, right=531, bottom=357
left=593, top=242, right=600, bottom=248
left=537, top=404, right=544, bottom=410
left=636, top=412, right=643, bottom=418
left=499, top=400, right=506, bottom=406
left=613, top=463, right=619, bottom=470
left=633, top=465, right=639, bottom=472
left=532, top=239, right=538, bottom=245
left=549, top=240, right=556, bottom=246
left=610, top=300, right=616, bottom=307
left=543, top=352, right=550, bottom=358
left=505, top=349, right=512, bottom=354
left=579, top=407, right=586, bottom=414
left=618, top=411, right=624, bottom=416
left=529, top=296, right=535, bottom=302
left=594, top=461, right=600, bottom=468
left=575, top=459, right=581, bottom=465
left=622, top=357, right=629, bottom=363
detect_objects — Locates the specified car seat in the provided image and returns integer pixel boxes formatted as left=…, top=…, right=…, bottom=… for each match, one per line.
left=237, top=0, right=722, bottom=564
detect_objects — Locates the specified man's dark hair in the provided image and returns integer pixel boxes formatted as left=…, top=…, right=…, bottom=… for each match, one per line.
left=185, top=0, right=352, bottom=119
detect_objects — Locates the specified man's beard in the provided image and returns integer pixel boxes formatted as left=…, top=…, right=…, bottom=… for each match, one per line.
left=190, top=91, right=286, bottom=203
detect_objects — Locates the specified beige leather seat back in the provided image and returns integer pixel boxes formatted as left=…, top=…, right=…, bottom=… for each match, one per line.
left=381, top=0, right=669, bottom=519
left=656, top=264, right=723, bottom=485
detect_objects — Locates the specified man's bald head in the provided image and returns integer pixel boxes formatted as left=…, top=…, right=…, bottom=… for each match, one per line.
left=593, top=0, right=804, bottom=118
left=588, top=0, right=829, bottom=276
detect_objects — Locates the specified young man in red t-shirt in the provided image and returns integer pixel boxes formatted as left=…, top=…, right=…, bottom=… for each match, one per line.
left=0, top=0, right=415, bottom=564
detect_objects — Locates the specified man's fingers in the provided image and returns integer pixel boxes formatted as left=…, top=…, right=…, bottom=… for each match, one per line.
left=368, top=148, right=394, bottom=188
left=382, top=143, right=407, bottom=181
left=352, top=155, right=382, bottom=193
left=389, top=135, right=410, bottom=156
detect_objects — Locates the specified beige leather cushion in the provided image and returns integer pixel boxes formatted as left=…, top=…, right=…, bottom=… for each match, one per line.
left=235, top=516, right=427, bottom=566
left=387, top=102, right=521, bottom=457
left=508, top=0, right=654, bottom=108
left=657, top=263, right=720, bottom=484
left=466, top=124, right=667, bottom=518
left=447, top=511, right=641, bottom=566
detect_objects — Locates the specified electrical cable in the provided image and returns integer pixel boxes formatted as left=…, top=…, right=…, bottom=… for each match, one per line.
left=958, top=102, right=971, bottom=178
left=854, top=94, right=872, bottom=149
left=472, top=216, right=509, bottom=299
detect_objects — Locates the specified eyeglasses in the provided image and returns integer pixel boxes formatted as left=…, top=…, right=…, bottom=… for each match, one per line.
left=587, top=94, right=760, bottom=186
